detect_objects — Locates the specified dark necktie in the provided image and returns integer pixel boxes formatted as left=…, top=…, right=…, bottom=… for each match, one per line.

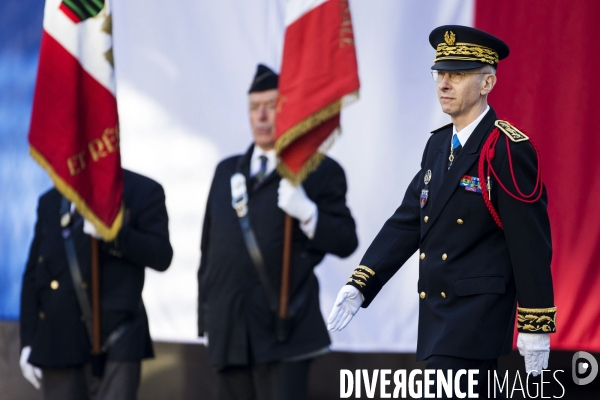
left=252, top=155, right=268, bottom=190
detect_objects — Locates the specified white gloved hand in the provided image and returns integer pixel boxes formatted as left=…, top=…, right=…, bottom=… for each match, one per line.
left=277, top=179, right=317, bottom=224
left=83, top=219, right=102, bottom=239
left=20, top=346, right=42, bottom=389
left=517, top=332, right=550, bottom=376
left=327, top=285, right=364, bottom=331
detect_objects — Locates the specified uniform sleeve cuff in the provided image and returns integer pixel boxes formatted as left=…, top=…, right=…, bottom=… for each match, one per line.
left=346, top=265, right=382, bottom=308
left=517, top=306, right=557, bottom=333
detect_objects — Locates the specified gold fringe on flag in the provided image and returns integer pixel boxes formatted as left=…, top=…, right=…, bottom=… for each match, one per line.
left=276, top=126, right=342, bottom=186
left=275, top=91, right=358, bottom=185
left=30, top=146, right=123, bottom=241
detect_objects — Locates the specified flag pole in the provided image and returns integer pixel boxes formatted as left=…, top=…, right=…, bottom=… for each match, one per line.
left=91, top=237, right=101, bottom=354
left=279, top=214, right=293, bottom=320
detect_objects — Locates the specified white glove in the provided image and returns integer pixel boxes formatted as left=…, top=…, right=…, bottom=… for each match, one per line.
left=83, top=219, right=102, bottom=239
left=327, top=285, right=364, bottom=331
left=517, top=332, right=550, bottom=376
left=20, top=346, right=42, bottom=389
left=277, top=179, right=318, bottom=238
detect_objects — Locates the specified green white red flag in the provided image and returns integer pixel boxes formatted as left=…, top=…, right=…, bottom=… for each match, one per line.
left=29, top=0, right=123, bottom=240
left=275, top=0, right=360, bottom=184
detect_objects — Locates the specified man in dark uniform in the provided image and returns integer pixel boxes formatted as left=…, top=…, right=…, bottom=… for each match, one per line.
left=198, top=64, right=358, bottom=400
left=19, top=169, right=173, bottom=399
left=328, top=26, right=556, bottom=397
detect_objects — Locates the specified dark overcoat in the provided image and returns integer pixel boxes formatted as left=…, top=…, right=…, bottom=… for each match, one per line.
left=350, top=108, right=554, bottom=361
left=20, top=170, right=173, bottom=367
left=198, top=144, right=358, bottom=369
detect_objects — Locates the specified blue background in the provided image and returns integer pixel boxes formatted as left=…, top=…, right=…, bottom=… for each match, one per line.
left=0, top=0, right=51, bottom=321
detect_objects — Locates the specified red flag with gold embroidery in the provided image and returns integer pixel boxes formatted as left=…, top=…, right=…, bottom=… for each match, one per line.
left=29, top=0, right=123, bottom=240
left=275, top=0, right=360, bottom=184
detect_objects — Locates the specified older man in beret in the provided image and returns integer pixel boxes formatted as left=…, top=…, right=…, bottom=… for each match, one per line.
left=328, top=25, right=556, bottom=397
left=198, top=64, right=358, bottom=400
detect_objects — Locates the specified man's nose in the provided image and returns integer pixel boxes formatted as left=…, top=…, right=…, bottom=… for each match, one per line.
left=258, top=106, right=268, bottom=119
left=438, top=74, right=452, bottom=90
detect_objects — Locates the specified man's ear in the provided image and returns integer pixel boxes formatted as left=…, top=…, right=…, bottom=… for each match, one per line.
left=481, top=74, right=497, bottom=95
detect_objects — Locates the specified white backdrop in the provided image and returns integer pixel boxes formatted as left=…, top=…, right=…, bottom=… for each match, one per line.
left=111, top=0, right=473, bottom=352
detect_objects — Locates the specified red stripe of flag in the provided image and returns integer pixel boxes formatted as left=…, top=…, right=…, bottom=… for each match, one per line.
left=276, top=0, right=359, bottom=184
left=59, top=3, right=83, bottom=23
left=29, top=31, right=123, bottom=237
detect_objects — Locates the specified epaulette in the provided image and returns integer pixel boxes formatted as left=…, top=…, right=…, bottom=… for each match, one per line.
left=430, top=122, right=453, bottom=134
left=495, top=120, right=529, bottom=143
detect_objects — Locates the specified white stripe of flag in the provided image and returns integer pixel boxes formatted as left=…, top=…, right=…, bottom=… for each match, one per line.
left=285, top=0, right=329, bottom=27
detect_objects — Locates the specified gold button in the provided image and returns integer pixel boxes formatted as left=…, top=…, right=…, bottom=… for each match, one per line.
left=424, top=216, right=429, bottom=223
left=420, top=292, right=426, bottom=299
left=81, top=315, right=86, bottom=322
left=39, top=312, right=45, bottom=320
left=441, top=292, right=447, bottom=298
left=81, top=282, right=88, bottom=290
left=442, top=253, right=448, bottom=261
left=50, top=280, right=59, bottom=290
left=38, top=256, right=44, bottom=263
left=457, top=219, right=464, bottom=225
left=420, top=253, right=425, bottom=260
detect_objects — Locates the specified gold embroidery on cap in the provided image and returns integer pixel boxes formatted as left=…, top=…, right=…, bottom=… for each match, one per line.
left=444, top=31, right=456, bottom=46
left=435, top=42, right=499, bottom=65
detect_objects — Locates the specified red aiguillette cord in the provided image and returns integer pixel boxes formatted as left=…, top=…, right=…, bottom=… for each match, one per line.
left=477, top=123, right=544, bottom=230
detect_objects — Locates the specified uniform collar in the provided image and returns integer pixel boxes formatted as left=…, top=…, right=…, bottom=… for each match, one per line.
left=250, top=145, right=276, bottom=176
left=453, top=105, right=490, bottom=147
left=423, top=107, right=497, bottom=240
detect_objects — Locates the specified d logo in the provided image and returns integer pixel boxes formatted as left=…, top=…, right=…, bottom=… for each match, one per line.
left=572, top=351, right=598, bottom=385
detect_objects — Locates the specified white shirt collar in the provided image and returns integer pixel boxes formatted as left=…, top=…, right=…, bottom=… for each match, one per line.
left=453, top=105, right=490, bottom=147
left=250, top=145, right=276, bottom=177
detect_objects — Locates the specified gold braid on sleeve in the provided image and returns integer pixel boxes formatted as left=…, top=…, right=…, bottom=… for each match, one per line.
left=347, top=265, right=375, bottom=288
left=517, top=307, right=557, bottom=333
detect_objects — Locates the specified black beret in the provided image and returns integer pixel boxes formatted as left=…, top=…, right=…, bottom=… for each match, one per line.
left=248, top=64, right=278, bottom=93
left=429, top=25, right=509, bottom=70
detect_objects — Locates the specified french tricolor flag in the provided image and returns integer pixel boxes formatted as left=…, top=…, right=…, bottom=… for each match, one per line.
left=275, top=0, right=360, bottom=184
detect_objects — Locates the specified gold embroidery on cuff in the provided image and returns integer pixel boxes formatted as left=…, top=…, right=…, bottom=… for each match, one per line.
left=347, top=278, right=366, bottom=287
left=347, top=265, right=375, bottom=289
left=353, top=271, right=371, bottom=281
left=517, top=307, right=557, bottom=333
left=357, top=265, right=375, bottom=276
